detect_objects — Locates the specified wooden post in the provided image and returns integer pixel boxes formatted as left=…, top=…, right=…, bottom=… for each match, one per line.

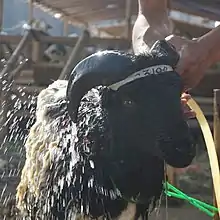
left=0, top=0, right=3, bottom=31
left=28, top=0, right=34, bottom=59
left=0, top=0, right=4, bottom=61
left=166, top=164, right=181, bottom=206
left=213, top=89, right=220, bottom=220
left=59, top=29, right=90, bottom=80
left=166, top=165, right=177, bottom=186
left=28, top=0, right=33, bottom=23
left=32, top=40, right=41, bottom=62
left=124, top=0, right=132, bottom=39
left=63, top=19, right=69, bottom=36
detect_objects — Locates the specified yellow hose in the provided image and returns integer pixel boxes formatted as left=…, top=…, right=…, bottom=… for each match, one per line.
left=187, top=98, right=220, bottom=216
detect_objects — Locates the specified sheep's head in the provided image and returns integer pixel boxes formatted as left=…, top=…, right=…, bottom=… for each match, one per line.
left=67, top=40, right=195, bottom=169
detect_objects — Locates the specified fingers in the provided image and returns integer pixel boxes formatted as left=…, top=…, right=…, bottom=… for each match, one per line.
left=181, top=93, right=191, bottom=102
left=183, top=109, right=196, bottom=119
left=165, top=35, right=191, bottom=51
left=181, top=93, right=196, bottom=119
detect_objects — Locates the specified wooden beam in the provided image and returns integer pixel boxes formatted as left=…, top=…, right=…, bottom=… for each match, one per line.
left=33, top=62, right=64, bottom=69
left=33, top=1, right=88, bottom=30
left=0, top=34, right=129, bottom=49
left=213, top=89, right=220, bottom=220
left=59, top=30, right=90, bottom=80
left=32, top=1, right=111, bottom=37
left=0, top=30, right=32, bottom=79
left=0, top=34, right=77, bottom=45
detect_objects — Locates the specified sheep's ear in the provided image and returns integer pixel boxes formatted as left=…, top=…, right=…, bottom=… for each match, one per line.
left=150, top=40, right=180, bottom=67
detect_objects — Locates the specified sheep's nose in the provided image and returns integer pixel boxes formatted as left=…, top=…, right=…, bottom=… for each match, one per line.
left=156, top=120, right=195, bottom=168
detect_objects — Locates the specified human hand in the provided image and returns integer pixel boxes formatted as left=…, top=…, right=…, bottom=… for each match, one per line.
left=166, top=35, right=207, bottom=91
left=181, top=93, right=196, bottom=119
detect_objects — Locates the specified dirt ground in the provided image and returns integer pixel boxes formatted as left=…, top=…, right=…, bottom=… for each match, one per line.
left=149, top=206, right=210, bottom=220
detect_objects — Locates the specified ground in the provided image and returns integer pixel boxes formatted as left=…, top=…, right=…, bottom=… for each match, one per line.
left=149, top=206, right=210, bottom=220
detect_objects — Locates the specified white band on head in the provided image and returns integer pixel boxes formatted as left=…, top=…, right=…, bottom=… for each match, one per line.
left=108, top=65, right=173, bottom=91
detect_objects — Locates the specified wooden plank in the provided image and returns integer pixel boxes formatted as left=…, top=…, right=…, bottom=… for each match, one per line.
left=0, top=34, right=76, bottom=45
left=0, top=34, right=129, bottom=49
left=193, top=97, right=213, bottom=105
left=32, top=62, right=64, bottom=69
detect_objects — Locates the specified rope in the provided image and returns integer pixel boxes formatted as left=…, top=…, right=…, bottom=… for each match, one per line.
left=164, top=182, right=219, bottom=217
left=164, top=97, right=220, bottom=217
left=188, top=98, right=220, bottom=217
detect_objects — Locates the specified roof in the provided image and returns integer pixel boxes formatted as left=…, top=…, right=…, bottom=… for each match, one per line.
left=33, top=0, right=220, bottom=37
left=33, top=0, right=136, bottom=27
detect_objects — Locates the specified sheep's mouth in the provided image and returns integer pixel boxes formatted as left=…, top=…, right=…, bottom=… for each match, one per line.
left=134, top=128, right=194, bottom=168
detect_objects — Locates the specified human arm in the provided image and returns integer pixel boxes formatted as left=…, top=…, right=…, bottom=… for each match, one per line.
left=197, top=25, right=220, bottom=64
left=133, top=0, right=220, bottom=90
left=166, top=25, right=220, bottom=90
left=132, top=0, right=173, bottom=54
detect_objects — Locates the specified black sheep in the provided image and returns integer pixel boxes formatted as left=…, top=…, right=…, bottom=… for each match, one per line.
left=16, top=40, right=195, bottom=220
